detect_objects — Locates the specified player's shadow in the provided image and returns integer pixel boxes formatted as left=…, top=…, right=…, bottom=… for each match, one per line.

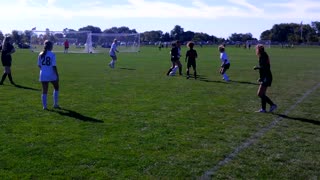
left=275, top=113, right=320, bottom=126
left=197, top=75, right=259, bottom=85
left=52, top=108, right=104, bottom=123
left=13, top=84, right=40, bottom=91
left=119, top=67, right=136, bottom=71
left=229, top=80, right=260, bottom=85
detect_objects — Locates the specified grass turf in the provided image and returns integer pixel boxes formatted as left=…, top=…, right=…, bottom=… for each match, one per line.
left=0, top=46, right=319, bottom=178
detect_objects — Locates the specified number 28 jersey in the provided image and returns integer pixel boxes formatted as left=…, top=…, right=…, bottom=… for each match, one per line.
left=37, top=51, right=57, bottom=82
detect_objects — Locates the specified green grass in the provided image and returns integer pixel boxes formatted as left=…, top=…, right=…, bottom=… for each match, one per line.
left=0, top=46, right=319, bottom=179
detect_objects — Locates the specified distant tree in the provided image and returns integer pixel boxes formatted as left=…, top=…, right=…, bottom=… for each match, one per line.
left=161, top=32, right=171, bottom=42
left=103, top=26, right=137, bottom=34
left=170, top=25, right=184, bottom=41
left=11, top=30, right=22, bottom=44
left=141, top=30, right=163, bottom=43
left=229, top=33, right=255, bottom=42
left=0, top=31, right=4, bottom=42
left=181, top=31, right=195, bottom=42
left=79, top=25, right=102, bottom=33
left=311, top=21, right=320, bottom=35
left=260, top=30, right=271, bottom=40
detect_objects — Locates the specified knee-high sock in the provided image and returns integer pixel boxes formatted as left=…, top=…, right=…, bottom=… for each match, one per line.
left=260, top=95, right=274, bottom=110
left=53, top=90, right=59, bottom=106
left=8, top=73, right=14, bottom=83
left=42, top=94, right=47, bottom=108
left=0, top=73, right=7, bottom=83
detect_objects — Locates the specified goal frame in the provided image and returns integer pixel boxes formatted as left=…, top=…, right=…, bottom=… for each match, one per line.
left=30, top=30, right=92, bottom=53
left=89, top=33, right=140, bottom=53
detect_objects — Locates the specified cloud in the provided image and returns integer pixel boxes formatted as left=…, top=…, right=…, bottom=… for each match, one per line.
left=1, top=0, right=320, bottom=21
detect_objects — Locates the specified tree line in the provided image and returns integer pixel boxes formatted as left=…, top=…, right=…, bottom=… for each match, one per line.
left=1, top=21, right=319, bottom=46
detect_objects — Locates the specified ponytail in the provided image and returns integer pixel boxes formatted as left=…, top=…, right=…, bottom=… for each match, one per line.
left=40, top=40, right=53, bottom=59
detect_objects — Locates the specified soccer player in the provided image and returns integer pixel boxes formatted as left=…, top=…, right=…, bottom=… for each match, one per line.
left=166, top=41, right=179, bottom=76
left=38, top=40, right=60, bottom=110
left=254, top=44, right=277, bottom=113
left=0, top=36, right=16, bottom=85
left=218, top=45, right=230, bottom=82
left=185, top=41, right=198, bottom=79
left=108, top=39, right=119, bottom=69
left=176, top=40, right=183, bottom=75
left=63, top=39, right=69, bottom=53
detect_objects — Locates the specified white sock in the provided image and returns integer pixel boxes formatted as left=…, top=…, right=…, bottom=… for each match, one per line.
left=53, top=90, right=59, bottom=107
left=170, top=66, right=179, bottom=75
left=42, top=94, right=47, bottom=108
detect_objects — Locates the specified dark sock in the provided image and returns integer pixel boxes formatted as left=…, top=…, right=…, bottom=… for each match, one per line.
left=166, top=68, right=172, bottom=75
left=260, top=95, right=267, bottom=110
left=8, top=73, right=14, bottom=84
left=194, top=71, right=197, bottom=79
left=0, top=73, right=7, bottom=84
left=264, top=95, right=274, bottom=106
left=179, top=67, right=182, bottom=75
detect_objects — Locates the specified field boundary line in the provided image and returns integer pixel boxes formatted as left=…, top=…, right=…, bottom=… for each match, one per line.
left=200, top=82, right=320, bottom=179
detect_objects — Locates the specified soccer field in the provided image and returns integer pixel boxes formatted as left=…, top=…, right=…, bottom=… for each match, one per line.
left=0, top=46, right=319, bottom=179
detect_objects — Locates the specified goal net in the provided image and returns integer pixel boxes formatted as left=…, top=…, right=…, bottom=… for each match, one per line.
left=246, top=40, right=271, bottom=48
left=30, top=30, right=92, bottom=53
left=90, top=33, right=140, bottom=53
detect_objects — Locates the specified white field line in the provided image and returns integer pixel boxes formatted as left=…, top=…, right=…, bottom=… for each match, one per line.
left=200, top=82, right=320, bottom=179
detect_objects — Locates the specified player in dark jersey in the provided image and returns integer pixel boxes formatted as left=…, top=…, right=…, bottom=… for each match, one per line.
left=185, top=41, right=198, bottom=79
left=254, top=44, right=277, bottom=113
left=0, top=36, right=16, bottom=85
left=166, top=42, right=179, bottom=76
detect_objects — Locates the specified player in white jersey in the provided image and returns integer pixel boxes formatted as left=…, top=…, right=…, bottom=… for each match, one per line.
left=37, top=40, right=60, bottom=110
left=108, top=39, right=119, bottom=68
left=218, top=45, right=231, bottom=81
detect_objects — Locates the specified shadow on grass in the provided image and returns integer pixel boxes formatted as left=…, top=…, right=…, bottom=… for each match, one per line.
left=119, top=67, right=136, bottom=71
left=1, top=83, right=40, bottom=91
left=275, top=113, right=320, bottom=125
left=197, top=75, right=259, bottom=85
left=51, top=108, right=104, bottom=123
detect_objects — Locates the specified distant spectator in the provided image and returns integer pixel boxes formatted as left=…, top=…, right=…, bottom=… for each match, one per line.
left=64, top=39, right=69, bottom=53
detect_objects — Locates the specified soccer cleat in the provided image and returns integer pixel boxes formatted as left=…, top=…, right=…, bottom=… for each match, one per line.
left=255, top=109, right=267, bottom=113
left=43, top=107, right=48, bottom=110
left=269, top=104, right=277, bottom=112
left=186, top=76, right=190, bottom=79
left=53, top=105, right=61, bottom=109
left=108, top=63, right=112, bottom=68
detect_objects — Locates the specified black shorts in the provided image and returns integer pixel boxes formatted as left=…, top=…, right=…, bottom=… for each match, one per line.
left=260, top=77, right=272, bottom=87
left=222, top=63, right=230, bottom=69
left=1, top=57, right=12, bottom=67
left=187, top=61, right=196, bottom=69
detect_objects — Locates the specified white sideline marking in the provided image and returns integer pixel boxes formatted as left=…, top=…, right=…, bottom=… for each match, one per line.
left=200, top=83, right=320, bottom=179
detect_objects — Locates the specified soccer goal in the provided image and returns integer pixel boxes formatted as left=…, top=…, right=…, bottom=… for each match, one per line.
left=246, top=40, right=272, bottom=48
left=30, top=30, right=92, bottom=53
left=90, top=33, right=140, bottom=53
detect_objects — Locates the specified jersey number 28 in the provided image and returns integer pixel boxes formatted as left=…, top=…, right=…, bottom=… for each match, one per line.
left=42, top=57, right=51, bottom=66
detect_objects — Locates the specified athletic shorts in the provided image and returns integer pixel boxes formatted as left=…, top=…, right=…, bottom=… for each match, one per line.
left=260, top=76, right=272, bottom=87
left=222, top=63, right=230, bottom=69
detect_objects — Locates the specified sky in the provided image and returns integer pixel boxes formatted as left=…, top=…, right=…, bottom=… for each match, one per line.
left=0, top=0, right=320, bottom=39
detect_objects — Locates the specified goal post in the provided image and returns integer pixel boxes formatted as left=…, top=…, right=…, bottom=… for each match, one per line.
left=90, top=33, right=140, bottom=53
left=30, top=30, right=92, bottom=53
